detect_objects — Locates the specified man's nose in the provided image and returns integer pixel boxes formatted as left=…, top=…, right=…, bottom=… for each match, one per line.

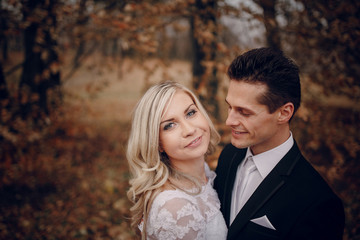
left=226, top=109, right=239, bottom=126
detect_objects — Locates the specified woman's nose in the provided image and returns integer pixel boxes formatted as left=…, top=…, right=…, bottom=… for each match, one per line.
left=182, top=121, right=196, bottom=137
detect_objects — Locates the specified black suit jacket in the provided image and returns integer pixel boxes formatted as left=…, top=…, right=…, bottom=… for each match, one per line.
left=214, top=142, right=345, bottom=240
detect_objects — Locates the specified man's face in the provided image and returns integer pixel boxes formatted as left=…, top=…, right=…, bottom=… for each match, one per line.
left=225, top=80, right=283, bottom=155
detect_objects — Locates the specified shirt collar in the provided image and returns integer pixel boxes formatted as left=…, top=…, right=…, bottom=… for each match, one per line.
left=245, top=132, right=294, bottom=179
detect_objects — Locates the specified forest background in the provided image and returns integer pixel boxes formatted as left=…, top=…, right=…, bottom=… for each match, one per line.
left=0, top=0, right=359, bottom=239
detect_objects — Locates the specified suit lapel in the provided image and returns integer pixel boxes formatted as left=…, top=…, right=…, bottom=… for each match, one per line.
left=223, top=148, right=246, bottom=226
left=227, top=143, right=302, bottom=239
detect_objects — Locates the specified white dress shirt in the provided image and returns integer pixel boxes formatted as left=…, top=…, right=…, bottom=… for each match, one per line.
left=230, top=132, right=294, bottom=224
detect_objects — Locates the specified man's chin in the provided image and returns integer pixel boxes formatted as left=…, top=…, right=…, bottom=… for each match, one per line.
left=231, top=139, right=248, bottom=149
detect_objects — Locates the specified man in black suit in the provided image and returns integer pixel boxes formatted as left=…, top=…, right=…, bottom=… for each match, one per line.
left=214, top=47, right=345, bottom=240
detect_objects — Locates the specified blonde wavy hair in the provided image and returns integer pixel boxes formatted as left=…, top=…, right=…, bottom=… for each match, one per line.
left=126, top=81, right=220, bottom=238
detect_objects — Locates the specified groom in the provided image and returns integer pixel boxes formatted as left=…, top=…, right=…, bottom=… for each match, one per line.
left=214, top=47, right=345, bottom=240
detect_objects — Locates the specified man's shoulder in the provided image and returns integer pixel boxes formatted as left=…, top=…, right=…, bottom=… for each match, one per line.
left=295, top=156, right=340, bottom=195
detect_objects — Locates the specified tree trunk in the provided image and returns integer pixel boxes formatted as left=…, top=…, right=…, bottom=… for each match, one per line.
left=0, top=16, right=8, bottom=61
left=256, top=0, right=281, bottom=50
left=190, top=0, right=220, bottom=121
left=19, top=0, right=60, bottom=123
left=0, top=62, right=8, bottom=103
left=73, top=0, right=87, bottom=69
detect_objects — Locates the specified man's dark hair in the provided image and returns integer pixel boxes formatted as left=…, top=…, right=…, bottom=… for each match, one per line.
left=227, top=47, right=301, bottom=115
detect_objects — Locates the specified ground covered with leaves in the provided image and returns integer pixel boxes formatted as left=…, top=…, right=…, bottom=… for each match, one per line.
left=0, top=104, right=136, bottom=239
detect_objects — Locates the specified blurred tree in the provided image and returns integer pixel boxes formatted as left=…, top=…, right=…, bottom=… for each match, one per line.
left=254, top=0, right=280, bottom=49
left=0, top=0, right=8, bottom=61
left=0, top=63, right=8, bottom=107
left=76, top=0, right=232, bottom=121
left=18, top=0, right=61, bottom=124
left=286, top=0, right=359, bottom=99
left=72, top=0, right=88, bottom=69
left=190, top=0, right=220, bottom=120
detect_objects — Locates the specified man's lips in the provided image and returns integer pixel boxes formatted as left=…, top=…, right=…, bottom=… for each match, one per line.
left=232, top=129, right=247, bottom=135
left=186, top=136, right=202, bottom=148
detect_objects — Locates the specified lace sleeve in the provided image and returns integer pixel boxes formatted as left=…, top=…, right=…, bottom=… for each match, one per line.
left=146, top=193, right=206, bottom=240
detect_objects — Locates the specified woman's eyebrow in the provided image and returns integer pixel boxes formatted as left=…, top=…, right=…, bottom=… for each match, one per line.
left=184, top=103, right=195, bottom=113
left=160, top=103, right=195, bottom=124
left=160, top=118, right=174, bottom=125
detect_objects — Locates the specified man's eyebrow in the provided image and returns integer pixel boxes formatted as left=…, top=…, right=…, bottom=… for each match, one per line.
left=225, top=99, right=255, bottom=113
left=225, top=98, right=239, bottom=108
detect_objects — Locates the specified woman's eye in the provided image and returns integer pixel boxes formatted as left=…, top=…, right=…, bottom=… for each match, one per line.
left=164, top=122, right=175, bottom=130
left=187, top=109, right=197, bottom=117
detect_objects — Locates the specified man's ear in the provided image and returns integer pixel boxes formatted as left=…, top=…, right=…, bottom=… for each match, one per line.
left=278, top=102, right=294, bottom=123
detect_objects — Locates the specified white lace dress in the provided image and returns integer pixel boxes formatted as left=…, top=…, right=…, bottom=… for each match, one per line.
left=142, top=163, right=228, bottom=240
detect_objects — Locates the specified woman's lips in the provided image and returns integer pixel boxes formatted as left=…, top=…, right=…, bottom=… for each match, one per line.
left=186, top=136, right=202, bottom=148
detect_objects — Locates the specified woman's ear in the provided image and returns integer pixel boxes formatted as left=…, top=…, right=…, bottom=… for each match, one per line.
left=278, top=102, right=294, bottom=123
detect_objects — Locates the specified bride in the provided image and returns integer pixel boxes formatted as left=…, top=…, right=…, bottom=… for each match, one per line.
left=127, top=81, right=227, bottom=239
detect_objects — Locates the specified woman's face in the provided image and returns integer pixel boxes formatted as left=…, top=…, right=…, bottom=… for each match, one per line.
left=159, top=90, right=210, bottom=167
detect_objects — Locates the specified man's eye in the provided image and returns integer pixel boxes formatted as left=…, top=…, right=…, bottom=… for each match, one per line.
left=164, top=122, right=175, bottom=130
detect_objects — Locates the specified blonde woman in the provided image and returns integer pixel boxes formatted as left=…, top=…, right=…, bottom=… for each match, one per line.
left=127, top=81, right=227, bottom=239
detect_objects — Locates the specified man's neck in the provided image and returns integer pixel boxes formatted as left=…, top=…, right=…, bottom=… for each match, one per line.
left=251, top=128, right=291, bottom=155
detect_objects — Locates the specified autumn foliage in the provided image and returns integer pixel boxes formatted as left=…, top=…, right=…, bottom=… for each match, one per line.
left=1, top=0, right=359, bottom=239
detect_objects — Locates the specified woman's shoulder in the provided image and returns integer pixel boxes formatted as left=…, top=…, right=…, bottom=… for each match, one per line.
left=147, top=191, right=208, bottom=240
left=149, top=189, right=204, bottom=225
left=152, top=189, right=197, bottom=210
